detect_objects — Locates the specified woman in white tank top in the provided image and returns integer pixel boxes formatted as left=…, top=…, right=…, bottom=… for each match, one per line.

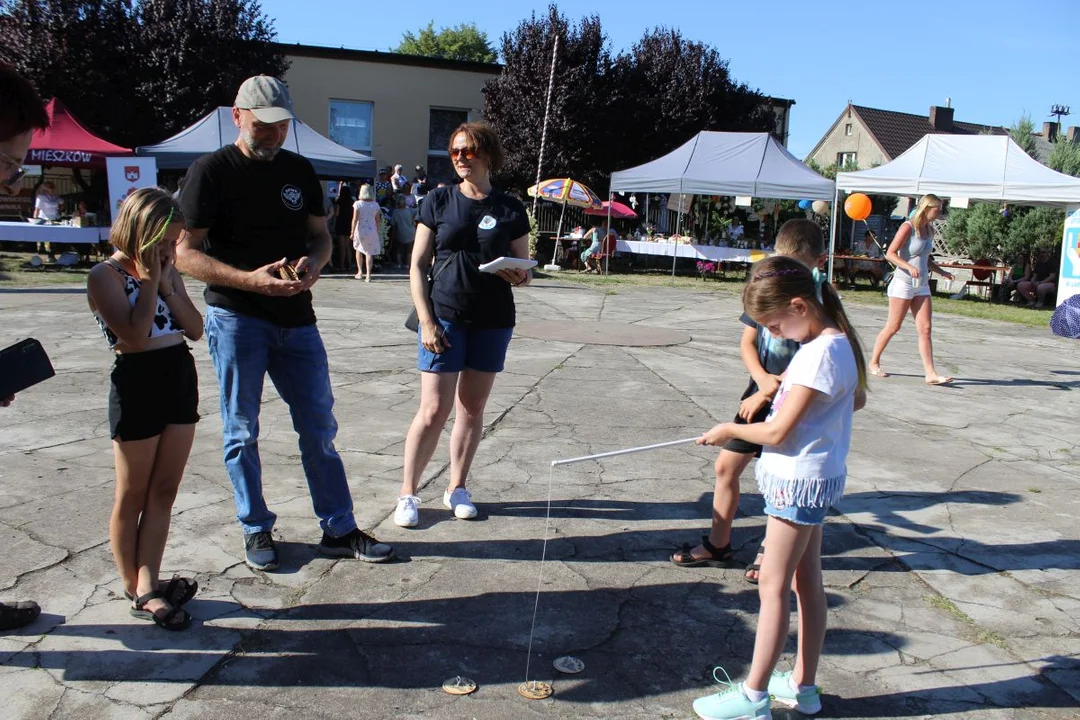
left=868, top=194, right=956, bottom=385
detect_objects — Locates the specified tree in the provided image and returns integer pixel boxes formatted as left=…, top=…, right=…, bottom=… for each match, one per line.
left=942, top=203, right=1009, bottom=259
left=1009, top=114, right=1039, bottom=159
left=0, top=0, right=288, bottom=148
left=482, top=5, right=775, bottom=194
left=395, top=21, right=497, bottom=63
left=1048, top=137, right=1080, bottom=177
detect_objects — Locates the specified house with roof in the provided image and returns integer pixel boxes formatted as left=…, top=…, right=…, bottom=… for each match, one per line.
left=808, top=102, right=1006, bottom=174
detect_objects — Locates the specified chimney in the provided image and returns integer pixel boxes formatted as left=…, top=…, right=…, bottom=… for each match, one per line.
left=1069, top=126, right=1080, bottom=144
left=1044, top=122, right=1060, bottom=142
left=929, top=105, right=954, bottom=131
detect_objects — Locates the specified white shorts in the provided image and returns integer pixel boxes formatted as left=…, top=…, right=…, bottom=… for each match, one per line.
left=887, top=274, right=931, bottom=300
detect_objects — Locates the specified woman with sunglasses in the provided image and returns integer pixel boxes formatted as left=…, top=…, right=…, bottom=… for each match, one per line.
left=87, top=188, right=204, bottom=630
left=395, top=122, right=531, bottom=527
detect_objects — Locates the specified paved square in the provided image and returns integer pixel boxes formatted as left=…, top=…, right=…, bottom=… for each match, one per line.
left=1, top=274, right=1077, bottom=719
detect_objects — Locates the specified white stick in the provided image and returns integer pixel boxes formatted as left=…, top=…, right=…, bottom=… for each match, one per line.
left=551, top=436, right=701, bottom=467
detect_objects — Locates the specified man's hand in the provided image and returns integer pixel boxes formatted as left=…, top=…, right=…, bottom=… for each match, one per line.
left=248, top=258, right=304, bottom=297
left=294, top=255, right=321, bottom=292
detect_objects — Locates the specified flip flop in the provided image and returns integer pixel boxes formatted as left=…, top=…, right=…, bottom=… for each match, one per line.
left=869, top=365, right=888, bottom=378
left=925, top=376, right=953, bottom=386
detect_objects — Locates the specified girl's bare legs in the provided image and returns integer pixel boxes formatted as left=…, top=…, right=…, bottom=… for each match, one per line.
left=400, top=371, right=458, bottom=496
left=354, top=250, right=363, bottom=278
left=911, top=295, right=951, bottom=383
left=134, top=424, right=194, bottom=602
left=674, top=450, right=754, bottom=562
left=792, top=524, right=826, bottom=688
left=111, top=436, right=160, bottom=597
left=869, top=297, right=912, bottom=376
left=364, top=252, right=374, bottom=281
left=745, top=516, right=816, bottom=692
left=447, top=369, right=498, bottom=491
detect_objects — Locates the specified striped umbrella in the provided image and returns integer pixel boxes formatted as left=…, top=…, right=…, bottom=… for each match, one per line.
left=527, top=178, right=603, bottom=268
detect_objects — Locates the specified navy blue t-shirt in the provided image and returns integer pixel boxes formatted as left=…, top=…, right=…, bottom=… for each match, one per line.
left=419, top=185, right=529, bottom=328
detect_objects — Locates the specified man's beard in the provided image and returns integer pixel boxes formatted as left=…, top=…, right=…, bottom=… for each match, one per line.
left=241, top=131, right=280, bottom=161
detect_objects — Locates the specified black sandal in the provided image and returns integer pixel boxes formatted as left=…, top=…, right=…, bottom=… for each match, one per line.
left=130, top=590, right=191, bottom=631
left=125, top=576, right=198, bottom=607
left=745, top=543, right=766, bottom=584
left=670, top=535, right=735, bottom=568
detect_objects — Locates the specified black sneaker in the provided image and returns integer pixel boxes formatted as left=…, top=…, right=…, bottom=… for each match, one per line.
left=318, top=528, right=394, bottom=563
left=0, top=600, right=41, bottom=631
left=244, top=531, right=279, bottom=571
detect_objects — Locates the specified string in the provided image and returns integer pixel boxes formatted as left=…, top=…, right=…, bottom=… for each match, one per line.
left=522, top=463, right=557, bottom=688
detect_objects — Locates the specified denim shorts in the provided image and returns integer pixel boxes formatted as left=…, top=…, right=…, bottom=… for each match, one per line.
left=763, top=499, right=830, bottom=526
left=417, top=318, right=514, bottom=373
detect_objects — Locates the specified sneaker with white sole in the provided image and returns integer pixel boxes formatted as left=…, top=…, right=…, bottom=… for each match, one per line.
left=394, top=495, right=421, bottom=527
left=443, top=487, right=477, bottom=519
left=767, top=670, right=821, bottom=714
left=693, top=667, right=771, bottom=720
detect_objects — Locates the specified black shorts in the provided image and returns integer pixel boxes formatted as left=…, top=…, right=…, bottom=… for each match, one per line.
left=109, top=343, right=199, bottom=442
left=722, top=380, right=772, bottom=457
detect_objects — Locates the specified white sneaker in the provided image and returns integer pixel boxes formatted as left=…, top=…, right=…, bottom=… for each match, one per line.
left=443, top=487, right=477, bottom=519
left=394, top=495, right=421, bottom=527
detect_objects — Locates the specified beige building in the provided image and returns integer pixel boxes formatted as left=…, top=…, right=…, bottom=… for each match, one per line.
left=279, top=43, right=500, bottom=183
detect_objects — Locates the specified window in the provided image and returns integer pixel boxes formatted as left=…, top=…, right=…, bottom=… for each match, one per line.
left=328, top=100, right=373, bottom=153
left=837, top=151, right=857, bottom=168
left=428, top=108, right=470, bottom=184
left=844, top=123, right=853, bottom=136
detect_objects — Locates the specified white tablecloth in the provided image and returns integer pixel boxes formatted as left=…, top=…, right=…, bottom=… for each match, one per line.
left=616, top=240, right=765, bottom=263
left=0, top=221, right=109, bottom=244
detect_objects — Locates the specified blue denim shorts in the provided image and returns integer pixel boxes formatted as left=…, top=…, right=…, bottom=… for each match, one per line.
left=764, top=499, right=830, bottom=526
left=417, top=318, right=514, bottom=373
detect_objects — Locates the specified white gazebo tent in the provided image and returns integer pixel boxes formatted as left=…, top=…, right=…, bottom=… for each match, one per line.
left=610, top=131, right=834, bottom=275
left=137, top=107, right=376, bottom=178
left=831, top=134, right=1080, bottom=293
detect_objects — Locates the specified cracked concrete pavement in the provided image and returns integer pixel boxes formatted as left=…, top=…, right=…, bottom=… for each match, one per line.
left=1, top=272, right=1078, bottom=719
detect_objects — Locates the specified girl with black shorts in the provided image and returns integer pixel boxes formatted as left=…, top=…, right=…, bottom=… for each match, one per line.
left=87, top=188, right=204, bottom=631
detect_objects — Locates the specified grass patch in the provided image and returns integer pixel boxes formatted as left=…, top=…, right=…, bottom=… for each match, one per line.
left=924, top=594, right=1009, bottom=649
left=534, top=270, right=1053, bottom=328
left=1028, top=487, right=1042, bottom=493
left=0, top=251, right=92, bottom=287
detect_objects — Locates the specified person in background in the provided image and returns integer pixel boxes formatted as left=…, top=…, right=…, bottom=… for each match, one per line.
left=391, top=193, right=417, bottom=270
left=0, top=63, right=50, bottom=631
left=390, top=164, right=407, bottom=193
left=996, top=254, right=1030, bottom=303
left=375, top=168, right=392, bottom=207
left=1016, top=248, right=1059, bottom=308
left=412, top=165, right=430, bottom=198
left=729, top=217, right=744, bottom=245
left=351, top=183, right=383, bottom=282
left=332, top=181, right=354, bottom=272
left=847, top=230, right=884, bottom=288
left=33, top=180, right=61, bottom=258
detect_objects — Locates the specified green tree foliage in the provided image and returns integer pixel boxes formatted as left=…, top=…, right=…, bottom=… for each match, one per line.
left=942, top=203, right=1010, bottom=259
left=482, top=5, right=774, bottom=194
left=1009, top=114, right=1039, bottom=159
left=1048, top=138, right=1080, bottom=177
left=395, top=21, right=497, bottom=63
left=0, top=0, right=287, bottom=148
left=1004, top=206, right=1064, bottom=259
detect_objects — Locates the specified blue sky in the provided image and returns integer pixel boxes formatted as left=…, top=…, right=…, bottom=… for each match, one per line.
left=262, top=0, right=1077, bottom=159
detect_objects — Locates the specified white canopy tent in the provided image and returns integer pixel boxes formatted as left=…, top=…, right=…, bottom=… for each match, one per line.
left=830, top=134, right=1080, bottom=287
left=611, top=131, right=834, bottom=199
left=608, top=131, right=833, bottom=275
left=136, top=107, right=376, bottom=179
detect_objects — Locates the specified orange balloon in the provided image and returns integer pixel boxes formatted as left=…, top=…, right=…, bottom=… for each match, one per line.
left=844, top=193, right=872, bottom=221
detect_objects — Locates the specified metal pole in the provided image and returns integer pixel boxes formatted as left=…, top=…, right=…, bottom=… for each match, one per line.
left=671, top=191, right=683, bottom=280
left=551, top=436, right=701, bottom=467
left=827, top=185, right=840, bottom=281
left=604, top=194, right=613, bottom=275
left=532, top=37, right=559, bottom=217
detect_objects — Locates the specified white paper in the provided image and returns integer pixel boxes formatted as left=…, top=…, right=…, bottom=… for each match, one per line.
left=479, top=257, right=538, bottom=273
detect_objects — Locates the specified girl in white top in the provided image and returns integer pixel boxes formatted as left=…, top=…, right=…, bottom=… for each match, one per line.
left=693, top=255, right=867, bottom=720
left=350, top=183, right=383, bottom=282
left=870, top=194, right=955, bottom=385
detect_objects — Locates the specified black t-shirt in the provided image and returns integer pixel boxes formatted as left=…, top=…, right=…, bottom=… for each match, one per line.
left=180, top=145, right=325, bottom=327
left=419, top=185, right=529, bottom=328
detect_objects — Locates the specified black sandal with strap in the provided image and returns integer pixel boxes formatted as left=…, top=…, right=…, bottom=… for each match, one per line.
left=744, top=543, right=766, bottom=584
left=130, top=590, right=191, bottom=631
left=670, top=535, right=735, bottom=568
left=125, top=576, right=198, bottom=607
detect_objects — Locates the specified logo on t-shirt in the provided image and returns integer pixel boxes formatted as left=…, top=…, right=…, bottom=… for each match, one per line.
left=478, top=215, right=497, bottom=230
left=281, top=185, right=304, bottom=211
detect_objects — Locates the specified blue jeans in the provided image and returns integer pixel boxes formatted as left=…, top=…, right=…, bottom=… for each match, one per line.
left=204, top=306, right=357, bottom=537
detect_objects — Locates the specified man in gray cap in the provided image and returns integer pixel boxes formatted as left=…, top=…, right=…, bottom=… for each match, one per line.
left=176, top=75, right=394, bottom=570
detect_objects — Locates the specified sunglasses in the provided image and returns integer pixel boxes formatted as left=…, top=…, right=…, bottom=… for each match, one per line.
left=449, top=147, right=477, bottom=160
